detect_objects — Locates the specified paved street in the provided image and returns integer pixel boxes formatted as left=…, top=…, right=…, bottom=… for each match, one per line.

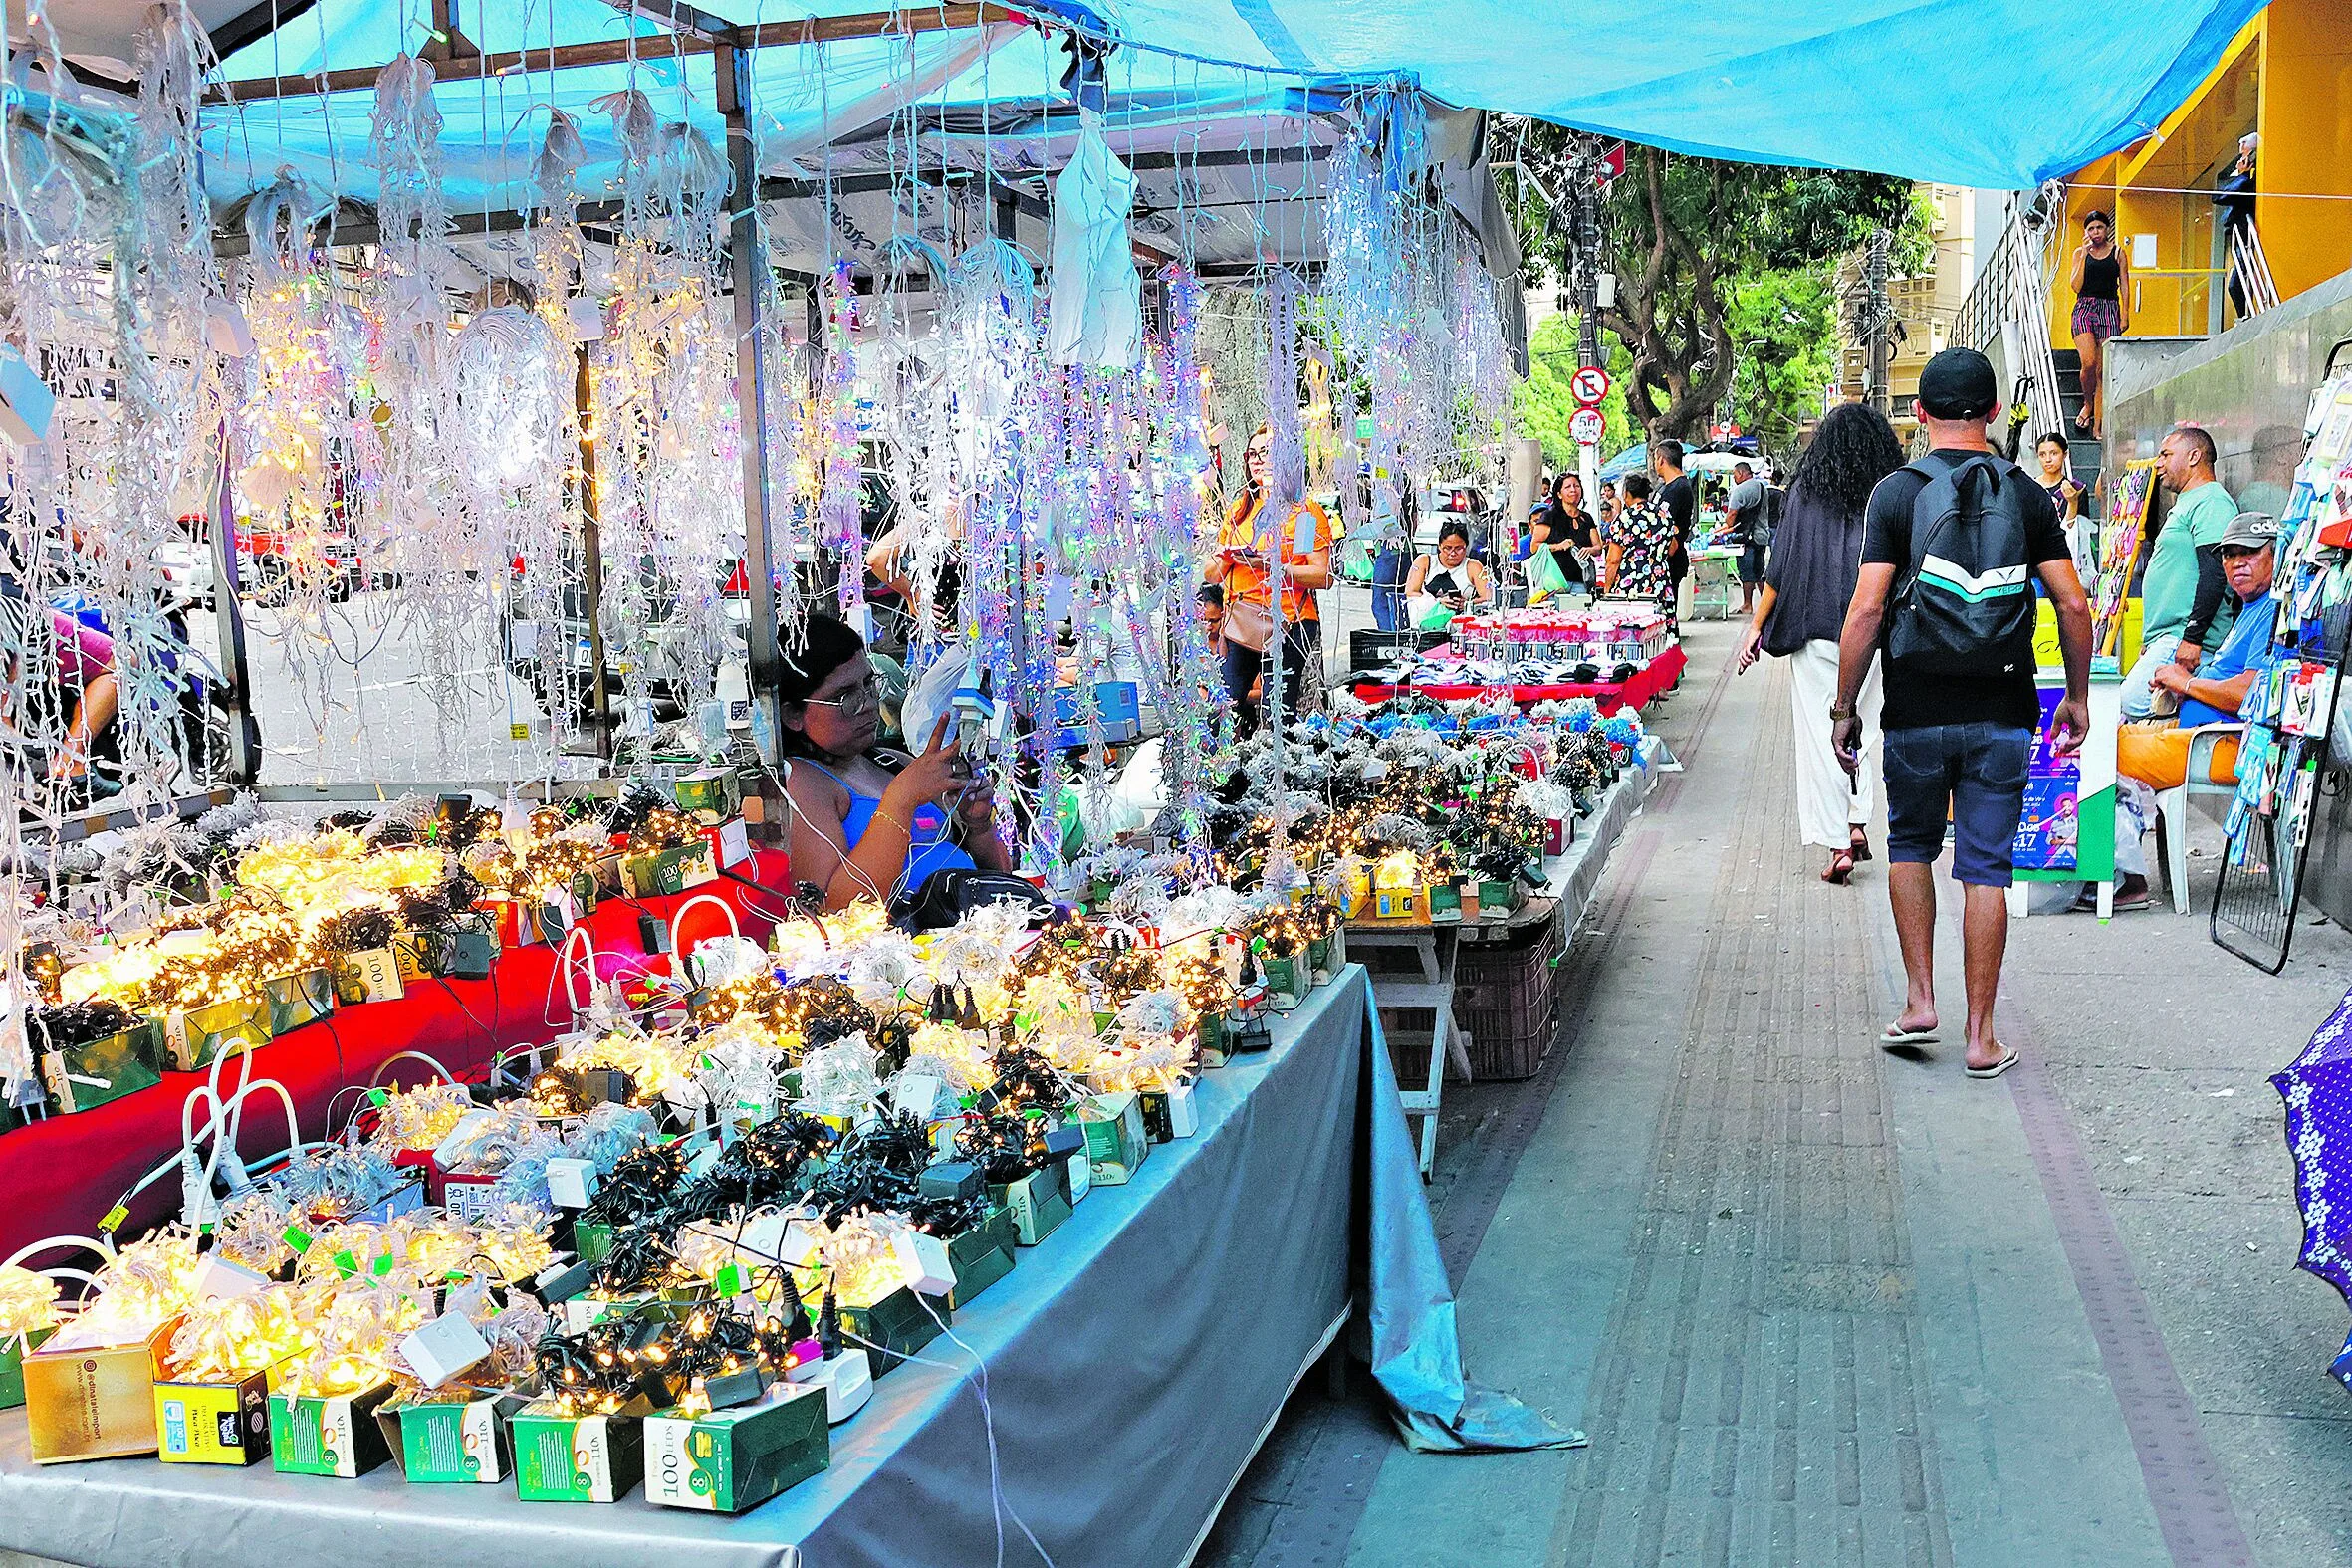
left=1208, top=613, right=2352, bottom=1568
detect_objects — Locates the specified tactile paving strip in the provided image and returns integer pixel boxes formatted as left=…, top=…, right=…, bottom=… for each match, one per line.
left=2001, top=1031, right=2259, bottom=1567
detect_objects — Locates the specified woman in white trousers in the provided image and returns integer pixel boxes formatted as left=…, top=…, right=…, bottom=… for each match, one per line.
left=1736, top=404, right=1907, bottom=883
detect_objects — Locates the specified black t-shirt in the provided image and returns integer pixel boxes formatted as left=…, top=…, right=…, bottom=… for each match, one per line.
left=1861, top=449, right=2070, bottom=732
left=1657, top=474, right=1695, bottom=542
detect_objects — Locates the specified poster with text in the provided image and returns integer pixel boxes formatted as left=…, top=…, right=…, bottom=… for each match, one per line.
left=2013, top=687, right=2080, bottom=872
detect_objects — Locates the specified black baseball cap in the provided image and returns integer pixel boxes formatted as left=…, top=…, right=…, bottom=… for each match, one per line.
left=1916, top=347, right=1998, bottom=420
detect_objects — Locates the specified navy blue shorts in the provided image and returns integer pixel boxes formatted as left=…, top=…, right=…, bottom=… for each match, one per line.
left=1737, top=541, right=1766, bottom=584
left=1883, top=722, right=2032, bottom=887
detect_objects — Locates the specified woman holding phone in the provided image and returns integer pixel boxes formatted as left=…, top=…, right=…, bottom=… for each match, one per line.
left=775, top=614, right=1011, bottom=909
left=1203, top=425, right=1333, bottom=731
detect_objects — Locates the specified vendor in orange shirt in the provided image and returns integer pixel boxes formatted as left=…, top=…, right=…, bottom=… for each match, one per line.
left=1203, top=424, right=1333, bottom=732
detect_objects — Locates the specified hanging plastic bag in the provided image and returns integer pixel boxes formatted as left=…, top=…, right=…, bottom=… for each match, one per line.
left=1048, top=110, right=1142, bottom=370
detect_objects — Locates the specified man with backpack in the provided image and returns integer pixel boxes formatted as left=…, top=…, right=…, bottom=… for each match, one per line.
left=1830, top=348, right=2092, bottom=1081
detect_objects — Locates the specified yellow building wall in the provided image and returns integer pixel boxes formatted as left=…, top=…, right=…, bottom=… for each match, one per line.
left=2257, top=0, right=2352, bottom=300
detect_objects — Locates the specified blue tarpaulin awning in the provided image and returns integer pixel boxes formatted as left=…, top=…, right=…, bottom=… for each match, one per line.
left=1024, top=0, right=2267, bottom=189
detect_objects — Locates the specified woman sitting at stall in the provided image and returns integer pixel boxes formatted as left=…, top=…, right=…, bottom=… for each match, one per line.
left=776, top=614, right=1012, bottom=910
left=1403, top=520, right=1496, bottom=626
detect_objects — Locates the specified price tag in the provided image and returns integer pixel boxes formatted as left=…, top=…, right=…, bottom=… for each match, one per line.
left=714, top=1263, right=744, bottom=1297
left=510, top=722, right=532, bottom=741
left=281, top=1224, right=313, bottom=1253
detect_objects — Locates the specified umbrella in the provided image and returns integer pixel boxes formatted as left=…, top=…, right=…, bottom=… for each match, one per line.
left=2272, top=985, right=2352, bottom=1387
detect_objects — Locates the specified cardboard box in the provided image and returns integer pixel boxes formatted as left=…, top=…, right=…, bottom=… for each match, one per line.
left=837, top=1285, right=945, bottom=1379
left=40, top=1018, right=162, bottom=1113
left=381, top=1390, right=526, bottom=1483
left=512, top=1401, right=644, bottom=1502
left=1139, top=1080, right=1198, bottom=1142
left=333, top=947, right=405, bottom=1006
left=162, top=995, right=269, bottom=1071
left=1075, top=1092, right=1150, bottom=1186
left=1, top=1325, right=55, bottom=1410
left=154, top=1368, right=272, bottom=1465
left=1260, top=955, right=1302, bottom=1011
left=621, top=841, right=719, bottom=899
left=572, top=1221, right=616, bottom=1265
left=988, top=1164, right=1073, bottom=1247
left=263, top=968, right=337, bottom=1036
left=945, top=1208, right=1018, bottom=1311
left=269, top=1382, right=396, bottom=1477
left=673, top=769, right=742, bottom=816
left=24, top=1317, right=176, bottom=1463
left=643, top=1384, right=828, bottom=1513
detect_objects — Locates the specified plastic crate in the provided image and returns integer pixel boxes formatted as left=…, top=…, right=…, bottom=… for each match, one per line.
left=1455, top=918, right=1563, bottom=1080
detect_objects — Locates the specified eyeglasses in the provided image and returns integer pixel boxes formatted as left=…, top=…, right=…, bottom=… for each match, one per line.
left=1245, top=445, right=1271, bottom=461
left=805, top=675, right=882, bottom=714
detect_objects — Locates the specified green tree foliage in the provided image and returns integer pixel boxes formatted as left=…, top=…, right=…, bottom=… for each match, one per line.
left=1514, top=316, right=1634, bottom=473
left=1724, top=268, right=1837, bottom=457
left=1508, top=126, right=1917, bottom=456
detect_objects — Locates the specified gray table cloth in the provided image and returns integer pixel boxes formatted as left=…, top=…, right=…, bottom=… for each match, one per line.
left=0, top=967, right=1569, bottom=1567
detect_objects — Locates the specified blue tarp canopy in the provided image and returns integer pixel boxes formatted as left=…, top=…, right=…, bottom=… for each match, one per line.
left=124, top=0, right=2261, bottom=204
left=1024, top=0, right=2267, bottom=189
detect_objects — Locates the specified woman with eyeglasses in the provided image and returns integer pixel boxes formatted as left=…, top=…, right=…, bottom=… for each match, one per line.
left=776, top=614, right=1011, bottom=910
left=1202, top=424, right=1333, bottom=731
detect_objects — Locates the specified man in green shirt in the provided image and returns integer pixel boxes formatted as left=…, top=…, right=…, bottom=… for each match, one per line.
left=2122, top=424, right=2235, bottom=719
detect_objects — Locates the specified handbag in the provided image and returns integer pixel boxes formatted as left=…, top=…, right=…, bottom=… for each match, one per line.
left=1223, top=595, right=1274, bottom=652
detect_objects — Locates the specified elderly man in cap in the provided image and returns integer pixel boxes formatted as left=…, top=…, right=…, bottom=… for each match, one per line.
left=2103, top=508, right=2282, bottom=910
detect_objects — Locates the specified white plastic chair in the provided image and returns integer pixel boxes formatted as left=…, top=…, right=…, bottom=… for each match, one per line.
left=2154, top=723, right=2244, bottom=914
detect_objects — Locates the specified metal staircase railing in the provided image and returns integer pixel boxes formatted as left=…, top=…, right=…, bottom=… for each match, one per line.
left=2230, top=221, right=2281, bottom=317
left=1953, top=185, right=2068, bottom=445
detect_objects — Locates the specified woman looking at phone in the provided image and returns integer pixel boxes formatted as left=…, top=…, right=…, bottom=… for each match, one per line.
left=776, top=614, right=1011, bottom=909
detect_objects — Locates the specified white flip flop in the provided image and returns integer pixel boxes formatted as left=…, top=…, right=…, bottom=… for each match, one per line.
left=1966, top=1047, right=2019, bottom=1080
left=1879, top=1024, right=1939, bottom=1047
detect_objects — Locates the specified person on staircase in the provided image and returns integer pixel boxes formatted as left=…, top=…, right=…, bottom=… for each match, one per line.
left=2068, top=210, right=2130, bottom=438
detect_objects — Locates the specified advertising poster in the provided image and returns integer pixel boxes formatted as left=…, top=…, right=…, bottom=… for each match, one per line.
left=2013, top=687, right=2080, bottom=872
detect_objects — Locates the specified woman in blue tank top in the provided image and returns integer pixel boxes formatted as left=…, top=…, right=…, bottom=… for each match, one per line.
left=777, top=615, right=1012, bottom=909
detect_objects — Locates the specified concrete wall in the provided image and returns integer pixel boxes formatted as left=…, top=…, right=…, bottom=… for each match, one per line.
left=2104, top=265, right=2352, bottom=520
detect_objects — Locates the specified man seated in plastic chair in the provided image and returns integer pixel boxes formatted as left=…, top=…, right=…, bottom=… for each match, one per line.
left=2102, top=509, right=2279, bottom=911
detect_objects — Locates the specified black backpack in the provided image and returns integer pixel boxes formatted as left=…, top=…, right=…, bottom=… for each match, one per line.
left=1885, top=454, right=2038, bottom=677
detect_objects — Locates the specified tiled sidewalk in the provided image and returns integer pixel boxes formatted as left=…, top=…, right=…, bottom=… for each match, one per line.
left=1207, top=617, right=2352, bottom=1568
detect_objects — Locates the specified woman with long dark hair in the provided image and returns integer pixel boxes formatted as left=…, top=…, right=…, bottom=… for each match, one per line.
left=1529, top=472, right=1598, bottom=593
left=1202, top=424, right=1333, bottom=731
left=1737, top=404, right=1906, bottom=883
left=774, top=614, right=1012, bottom=909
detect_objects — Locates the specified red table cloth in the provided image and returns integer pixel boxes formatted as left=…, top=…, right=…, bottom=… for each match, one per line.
left=0, top=850, right=797, bottom=1264
left=1351, top=642, right=1687, bottom=711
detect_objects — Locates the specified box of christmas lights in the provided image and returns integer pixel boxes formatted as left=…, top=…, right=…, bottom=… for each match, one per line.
left=511, top=1399, right=647, bottom=1502
left=269, top=1381, right=396, bottom=1477
left=379, top=1389, right=528, bottom=1484
left=643, top=1382, right=829, bottom=1513
left=36, top=1013, right=162, bottom=1114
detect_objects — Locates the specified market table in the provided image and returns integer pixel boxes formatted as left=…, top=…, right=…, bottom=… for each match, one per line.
left=1350, top=641, right=1687, bottom=711
left=0, top=851, right=800, bottom=1262
left=1355, top=734, right=1665, bottom=1174
left=0, top=967, right=1563, bottom=1567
